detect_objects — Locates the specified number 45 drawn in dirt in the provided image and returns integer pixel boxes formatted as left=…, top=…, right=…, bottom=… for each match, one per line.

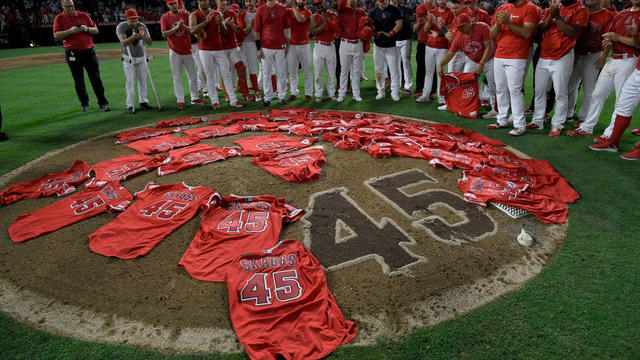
left=301, top=169, right=496, bottom=276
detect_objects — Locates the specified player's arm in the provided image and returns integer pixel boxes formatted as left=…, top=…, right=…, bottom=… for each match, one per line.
left=381, top=19, right=402, bottom=38
left=254, top=13, right=263, bottom=58
left=190, top=11, right=211, bottom=34
left=475, top=39, right=493, bottom=75
left=413, top=16, right=425, bottom=32
left=141, top=25, right=152, bottom=45
left=437, top=51, right=455, bottom=76
left=291, top=5, right=307, bottom=23
left=497, top=9, right=535, bottom=39
left=602, top=31, right=639, bottom=48
left=537, top=7, right=555, bottom=32
left=490, top=12, right=503, bottom=40
left=161, top=19, right=183, bottom=38
left=118, top=28, right=142, bottom=47
left=54, top=25, right=81, bottom=39
left=549, top=7, right=582, bottom=37
left=309, top=13, right=324, bottom=35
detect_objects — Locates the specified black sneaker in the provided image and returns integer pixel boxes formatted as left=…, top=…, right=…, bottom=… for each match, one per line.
left=127, top=107, right=135, bottom=114
left=263, top=100, right=271, bottom=107
left=140, top=102, right=152, bottom=110
left=279, top=98, right=287, bottom=105
left=99, top=104, right=110, bottom=112
left=81, top=105, right=89, bottom=112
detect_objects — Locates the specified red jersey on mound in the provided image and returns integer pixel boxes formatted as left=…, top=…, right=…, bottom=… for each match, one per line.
left=440, top=72, right=480, bottom=119
left=9, top=179, right=131, bottom=243
left=91, top=153, right=166, bottom=181
left=179, top=195, right=304, bottom=282
left=155, top=116, right=209, bottom=128
left=226, top=239, right=357, bottom=360
left=125, top=134, right=200, bottom=154
left=157, top=144, right=241, bottom=176
left=252, top=148, right=326, bottom=182
left=89, top=182, right=218, bottom=259
left=1, top=160, right=91, bottom=205
left=182, top=124, right=243, bottom=139
left=115, top=127, right=180, bottom=144
left=233, top=133, right=316, bottom=156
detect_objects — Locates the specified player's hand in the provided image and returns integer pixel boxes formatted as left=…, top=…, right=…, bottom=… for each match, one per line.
left=72, top=26, right=82, bottom=33
left=496, top=11, right=509, bottom=26
left=550, top=5, right=560, bottom=20
left=475, top=63, right=484, bottom=75
left=626, top=22, right=638, bottom=37
left=205, top=11, right=214, bottom=23
left=257, top=49, right=264, bottom=59
left=444, top=31, right=454, bottom=41
left=595, top=56, right=606, bottom=70
left=79, top=25, right=88, bottom=32
left=602, top=32, right=620, bottom=42
left=437, top=65, right=444, bottom=77
left=133, top=31, right=142, bottom=40
left=435, top=17, right=444, bottom=28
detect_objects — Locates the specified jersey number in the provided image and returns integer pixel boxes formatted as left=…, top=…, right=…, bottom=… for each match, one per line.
left=71, top=195, right=105, bottom=215
left=140, top=200, right=189, bottom=220
left=217, top=210, right=269, bottom=233
left=240, top=270, right=302, bottom=306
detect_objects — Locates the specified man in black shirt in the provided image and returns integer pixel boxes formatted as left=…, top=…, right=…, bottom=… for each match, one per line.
left=368, top=0, right=403, bottom=101
left=391, top=0, right=414, bottom=95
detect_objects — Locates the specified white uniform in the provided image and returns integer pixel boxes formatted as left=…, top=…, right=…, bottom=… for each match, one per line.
left=530, top=50, right=575, bottom=129
left=313, top=40, right=337, bottom=99
left=116, top=21, right=150, bottom=108
left=338, top=39, right=364, bottom=99
left=161, top=10, right=199, bottom=104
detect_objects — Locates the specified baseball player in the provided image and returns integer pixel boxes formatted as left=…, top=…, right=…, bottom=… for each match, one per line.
left=416, top=0, right=453, bottom=103
left=437, top=13, right=495, bottom=114
left=337, top=0, right=367, bottom=102
left=590, top=21, right=640, bottom=159
left=286, top=0, right=313, bottom=101
left=488, top=0, right=541, bottom=136
left=217, top=0, right=254, bottom=103
left=526, top=0, right=588, bottom=137
left=572, top=1, right=640, bottom=140
left=369, top=0, right=403, bottom=101
left=161, top=0, right=205, bottom=109
left=413, top=0, right=432, bottom=97
left=391, top=0, right=414, bottom=96
left=180, top=0, right=208, bottom=97
left=239, top=0, right=261, bottom=100
left=310, top=0, right=339, bottom=103
left=53, top=0, right=110, bottom=112
left=189, top=0, right=243, bottom=109
left=565, top=0, right=614, bottom=132
left=254, top=0, right=292, bottom=106
left=116, top=9, right=153, bottom=114
left=445, top=0, right=472, bottom=75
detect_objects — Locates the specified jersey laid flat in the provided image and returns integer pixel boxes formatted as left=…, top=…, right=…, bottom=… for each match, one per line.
left=125, top=134, right=200, bottom=154
left=91, top=153, right=166, bottom=181
left=252, top=148, right=326, bottom=182
left=226, top=239, right=357, bottom=360
left=157, top=144, right=241, bottom=176
left=9, top=179, right=132, bottom=243
left=155, top=116, right=210, bottom=128
left=232, top=133, right=316, bottom=156
left=440, top=72, right=479, bottom=119
left=89, top=182, right=218, bottom=259
left=179, top=195, right=304, bottom=282
left=182, top=124, right=243, bottom=139
left=115, top=128, right=180, bottom=144
left=1, top=160, right=91, bottom=205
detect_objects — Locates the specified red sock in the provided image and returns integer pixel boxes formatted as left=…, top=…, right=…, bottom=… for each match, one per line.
left=250, top=74, right=259, bottom=92
left=234, top=62, right=249, bottom=97
left=271, top=74, right=277, bottom=93
left=610, top=114, right=632, bottom=147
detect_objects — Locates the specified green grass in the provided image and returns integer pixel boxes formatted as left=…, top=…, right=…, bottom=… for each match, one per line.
left=1, top=44, right=640, bottom=359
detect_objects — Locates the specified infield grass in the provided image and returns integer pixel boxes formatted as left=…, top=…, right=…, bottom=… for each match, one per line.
left=0, top=43, right=639, bottom=359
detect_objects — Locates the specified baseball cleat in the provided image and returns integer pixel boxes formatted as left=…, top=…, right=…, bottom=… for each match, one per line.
left=191, top=99, right=206, bottom=105
left=482, top=109, right=498, bottom=119
left=99, top=104, right=110, bottom=112
left=328, top=96, right=336, bottom=102
left=336, top=95, right=345, bottom=103
left=593, top=135, right=609, bottom=143
left=127, top=106, right=135, bottom=114
left=589, top=141, right=618, bottom=152
left=305, top=95, right=312, bottom=101
left=567, top=128, right=592, bottom=137
left=263, top=100, right=271, bottom=107
left=81, top=105, right=89, bottom=112
left=487, top=122, right=508, bottom=130
left=632, top=128, right=640, bottom=135
left=509, top=127, right=526, bottom=136
left=620, top=143, right=640, bottom=160
left=437, top=104, right=447, bottom=111
left=288, top=95, right=297, bottom=101
left=279, top=98, right=288, bottom=105
left=315, top=97, right=322, bottom=104
left=140, top=102, right=152, bottom=110
left=526, top=122, right=543, bottom=130
left=212, top=103, right=220, bottom=110
left=177, top=102, right=186, bottom=109
left=549, top=127, right=561, bottom=137
left=230, top=101, right=244, bottom=108
left=391, top=93, right=400, bottom=102
left=353, top=96, right=362, bottom=102
left=416, top=95, right=429, bottom=103
left=376, top=91, right=385, bottom=100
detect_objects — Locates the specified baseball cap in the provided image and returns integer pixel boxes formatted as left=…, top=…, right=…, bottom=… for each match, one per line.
left=313, top=0, right=324, bottom=4
left=454, top=13, right=471, bottom=27
left=230, top=3, right=240, bottom=11
left=166, top=0, right=178, bottom=4
left=125, top=8, right=139, bottom=19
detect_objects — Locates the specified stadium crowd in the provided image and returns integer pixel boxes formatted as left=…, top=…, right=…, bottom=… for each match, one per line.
left=51, top=0, right=640, bottom=160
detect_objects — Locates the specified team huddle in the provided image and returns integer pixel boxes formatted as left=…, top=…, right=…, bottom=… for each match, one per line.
left=53, top=0, right=640, bottom=159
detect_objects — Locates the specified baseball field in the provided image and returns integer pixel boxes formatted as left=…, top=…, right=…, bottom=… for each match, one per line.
left=0, top=41, right=639, bottom=359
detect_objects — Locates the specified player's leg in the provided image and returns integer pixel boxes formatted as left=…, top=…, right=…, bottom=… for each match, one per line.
left=401, top=39, right=413, bottom=91
left=301, top=43, right=313, bottom=98
left=549, top=50, right=574, bottom=131
left=199, top=50, right=220, bottom=106
left=385, top=47, right=401, bottom=100
left=602, top=58, right=637, bottom=137
left=183, top=54, right=200, bottom=103
left=483, top=58, right=497, bottom=112
left=418, top=46, right=436, bottom=101
left=313, top=44, right=325, bottom=99
left=581, top=60, right=616, bottom=135
left=415, top=42, right=426, bottom=94
left=192, top=43, right=206, bottom=92
left=215, top=50, right=239, bottom=105
left=566, top=54, right=584, bottom=120
left=135, top=59, right=149, bottom=106
left=373, top=44, right=386, bottom=98
left=531, top=59, right=551, bottom=128
left=274, top=49, right=288, bottom=102
left=326, top=43, right=337, bottom=100
left=351, top=44, right=364, bottom=101
left=261, top=49, right=276, bottom=103
left=338, top=42, right=353, bottom=100
left=82, top=48, right=108, bottom=107
left=505, top=58, right=527, bottom=131
left=287, top=45, right=300, bottom=98
left=492, top=58, right=511, bottom=127
left=434, top=48, right=448, bottom=103
left=577, top=52, right=601, bottom=122
left=66, top=50, right=90, bottom=108
left=169, top=49, right=185, bottom=104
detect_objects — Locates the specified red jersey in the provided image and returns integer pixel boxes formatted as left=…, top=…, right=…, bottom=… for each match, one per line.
left=221, top=9, right=240, bottom=50
left=161, top=10, right=192, bottom=55
left=232, top=133, right=316, bottom=156
left=414, top=10, right=429, bottom=44
left=226, top=239, right=357, bottom=360
left=52, top=10, right=96, bottom=50
left=155, top=116, right=209, bottom=128
left=575, top=8, right=615, bottom=55
left=178, top=195, right=304, bottom=282
left=458, top=170, right=569, bottom=224
left=182, top=123, right=244, bottom=139
left=338, top=0, right=366, bottom=40
left=1, top=160, right=91, bottom=205
left=9, top=179, right=132, bottom=243
left=426, top=7, right=454, bottom=49
left=252, top=148, right=326, bottom=182
left=611, top=9, right=640, bottom=58
left=313, top=11, right=340, bottom=43
left=115, top=127, right=180, bottom=144
left=449, top=22, right=493, bottom=63
left=439, top=72, right=480, bottom=119
left=287, top=7, right=311, bottom=45
left=91, top=153, right=165, bottom=181
left=471, top=7, right=491, bottom=24
left=157, top=144, right=240, bottom=176
left=125, top=134, right=200, bottom=154
left=212, top=111, right=266, bottom=125
left=492, top=0, right=541, bottom=59
left=89, top=182, right=218, bottom=259
left=540, top=2, right=589, bottom=60
left=254, top=3, right=291, bottom=50
left=194, top=8, right=223, bottom=50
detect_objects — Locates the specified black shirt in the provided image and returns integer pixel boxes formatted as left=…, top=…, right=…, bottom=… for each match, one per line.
left=396, top=5, right=413, bottom=41
left=368, top=5, right=402, bottom=48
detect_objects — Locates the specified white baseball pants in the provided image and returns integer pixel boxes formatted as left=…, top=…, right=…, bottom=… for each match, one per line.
left=494, top=57, right=527, bottom=129
left=313, top=41, right=336, bottom=98
left=199, top=49, right=237, bottom=104
left=169, top=49, right=199, bottom=103
left=287, top=43, right=313, bottom=97
left=373, top=44, right=400, bottom=96
left=122, top=56, right=149, bottom=108
left=191, top=43, right=206, bottom=90
left=338, top=40, right=363, bottom=98
left=261, top=47, right=287, bottom=101
left=464, top=57, right=496, bottom=109
left=396, top=39, right=413, bottom=90
left=567, top=51, right=602, bottom=122
left=532, top=50, right=574, bottom=129
left=613, top=67, right=640, bottom=117
left=421, top=46, right=448, bottom=99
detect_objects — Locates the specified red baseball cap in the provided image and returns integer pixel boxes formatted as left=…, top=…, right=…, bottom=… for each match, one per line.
left=230, top=3, right=240, bottom=11
left=166, top=0, right=178, bottom=4
left=178, top=0, right=184, bottom=7
left=125, top=8, right=139, bottom=19
left=454, top=13, right=472, bottom=27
